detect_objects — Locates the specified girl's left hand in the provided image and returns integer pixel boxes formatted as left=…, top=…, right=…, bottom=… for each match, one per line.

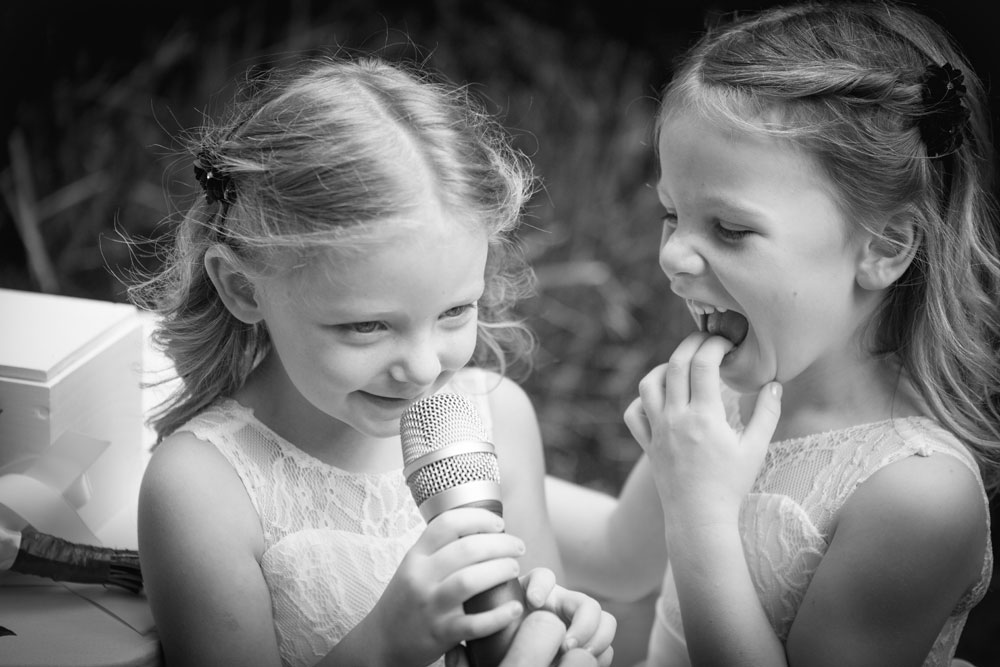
left=623, top=331, right=782, bottom=526
left=519, top=568, right=616, bottom=666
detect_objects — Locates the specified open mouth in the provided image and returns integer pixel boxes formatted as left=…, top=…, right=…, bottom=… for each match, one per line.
left=689, top=300, right=749, bottom=348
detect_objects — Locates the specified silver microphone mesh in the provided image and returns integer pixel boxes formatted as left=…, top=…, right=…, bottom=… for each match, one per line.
left=406, top=452, right=500, bottom=506
left=399, top=393, right=500, bottom=506
left=399, top=393, right=490, bottom=463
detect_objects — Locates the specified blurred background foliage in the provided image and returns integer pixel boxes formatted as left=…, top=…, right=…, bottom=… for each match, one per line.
left=1, top=0, right=997, bottom=660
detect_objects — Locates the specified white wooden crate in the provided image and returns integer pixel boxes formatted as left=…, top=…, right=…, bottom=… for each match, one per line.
left=0, top=288, right=145, bottom=549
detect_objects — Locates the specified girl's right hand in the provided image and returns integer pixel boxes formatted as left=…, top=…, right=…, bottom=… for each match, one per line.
left=624, top=331, right=781, bottom=526
left=368, top=507, right=528, bottom=667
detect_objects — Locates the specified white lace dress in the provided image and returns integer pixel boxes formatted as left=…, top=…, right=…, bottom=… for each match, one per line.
left=646, top=392, right=993, bottom=667
left=177, top=372, right=494, bottom=667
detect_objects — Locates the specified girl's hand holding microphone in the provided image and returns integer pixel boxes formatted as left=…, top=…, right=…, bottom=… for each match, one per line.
left=624, top=331, right=782, bottom=526
left=367, top=507, right=614, bottom=667
left=366, top=507, right=527, bottom=667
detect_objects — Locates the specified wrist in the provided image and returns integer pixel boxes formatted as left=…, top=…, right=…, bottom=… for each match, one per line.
left=661, top=496, right=741, bottom=535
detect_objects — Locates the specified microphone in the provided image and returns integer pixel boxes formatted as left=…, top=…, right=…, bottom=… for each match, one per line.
left=400, top=393, right=525, bottom=667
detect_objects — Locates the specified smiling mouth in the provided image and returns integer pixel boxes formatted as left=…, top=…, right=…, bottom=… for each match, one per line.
left=689, top=300, right=749, bottom=347
left=359, top=392, right=413, bottom=406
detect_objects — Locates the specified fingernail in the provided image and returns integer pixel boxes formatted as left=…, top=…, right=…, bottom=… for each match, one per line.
left=771, top=382, right=782, bottom=398
left=510, top=602, right=524, bottom=619
left=515, top=539, right=526, bottom=555
left=563, top=637, right=579, bottom=651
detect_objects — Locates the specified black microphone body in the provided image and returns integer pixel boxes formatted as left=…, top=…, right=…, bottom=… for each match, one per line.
left=400, top=393, right=526, bottom=667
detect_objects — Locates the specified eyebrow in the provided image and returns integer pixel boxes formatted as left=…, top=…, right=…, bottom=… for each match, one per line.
left=657, top=189, right=771, bottom=225
left=707, top=198, right=770, bottom=225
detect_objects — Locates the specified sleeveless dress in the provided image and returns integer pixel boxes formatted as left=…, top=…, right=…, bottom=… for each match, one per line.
left=176, top=370, right=495, bottom=667
left=645, top=390, right=993, bottom=667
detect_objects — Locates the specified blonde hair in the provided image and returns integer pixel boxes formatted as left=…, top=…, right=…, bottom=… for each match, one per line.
left=132, top=55, right=536, bottom=441
left=658, top=1, right=1000, bottom=493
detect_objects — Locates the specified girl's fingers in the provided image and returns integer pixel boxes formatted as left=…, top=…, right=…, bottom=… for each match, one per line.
left=560, top=597, right=615, bottom=657
left=419, top=508, right=506, bottom=553
left=450, top=599, right=526, bottom=642
left=623, top=396, right=651, bottom=450
left=579, top=611, right=617, bottom=658
left=521, top=567, right=557, bottom=609
left=432, top=531, right=525, bottom=576
left=593, top=644, right=615, bottom=667
left=498, top=610, right=566, bottom=667
left=439, top=557, right=523, bottom=608
left=743, top=382, right=783, bottom=448
left=688, top=335, right=733, bottom=406
left=662, top=331, right=712, bottom=408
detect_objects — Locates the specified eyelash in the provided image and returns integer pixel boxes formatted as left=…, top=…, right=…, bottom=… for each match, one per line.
left=660, top=213, right=753, bottom=242
left=343, top=321, right=384, bottom=334
left=716, top=225, right=752, bottom=241
left=442, top=303, right=476, bottom=318
left=340, top=303, right=476, bottom=335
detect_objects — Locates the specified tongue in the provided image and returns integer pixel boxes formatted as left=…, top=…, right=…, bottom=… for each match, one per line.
left=706, top=311, right=748, bottom=346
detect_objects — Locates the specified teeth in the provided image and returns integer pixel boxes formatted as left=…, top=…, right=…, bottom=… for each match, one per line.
left=687, top=299, right=727, bottom=316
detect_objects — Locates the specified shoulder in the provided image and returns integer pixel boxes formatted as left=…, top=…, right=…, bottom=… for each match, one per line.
left=141, top=430, right=238, bottom=502
left=482, top=370, right=537, bottom=417
left=139, top=430, right=263, bottom=560
left=450, top=368, right=539, bottom=425
left=832, top=449, right=988, bottom=608
left=843, top=448, right=986, bottom=553
left=458, top=370, right=543, bottom=476
left=787, top=448, right=989, bottom=660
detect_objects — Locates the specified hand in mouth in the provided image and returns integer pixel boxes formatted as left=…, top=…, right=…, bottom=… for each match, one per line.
left=688, top=300, right=749, bottom=347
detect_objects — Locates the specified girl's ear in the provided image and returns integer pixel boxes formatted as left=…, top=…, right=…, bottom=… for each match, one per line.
left=856, top=215, right=920, bottom=291
left=204, top=245, right=265, bottom=324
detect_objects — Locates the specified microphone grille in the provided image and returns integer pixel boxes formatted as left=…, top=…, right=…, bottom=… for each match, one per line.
left=406, top=452, right=500, bottom=506
left=399, top=393, right=489, bottom=464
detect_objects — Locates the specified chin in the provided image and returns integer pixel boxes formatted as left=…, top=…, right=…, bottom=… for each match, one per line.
left=333, top=418, right=397, bottom=442
left=720, top=353, right=775, bottom=395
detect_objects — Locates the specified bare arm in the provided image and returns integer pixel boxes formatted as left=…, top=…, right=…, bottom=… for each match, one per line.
left=545, top=456, right=666, bottom=601
left=488, top=373, right=564, bottom=578
left=786, top=453, right=987, bottom=666
left=138, top=433, right=281, bottom=667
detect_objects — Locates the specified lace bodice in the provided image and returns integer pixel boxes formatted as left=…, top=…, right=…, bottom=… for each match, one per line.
left=646, top=396, right=993, bottom=667
left=178, top=372, right=494, bottom=667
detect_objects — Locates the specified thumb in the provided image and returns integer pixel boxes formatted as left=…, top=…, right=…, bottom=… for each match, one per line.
left=742, top=382, right=782, bottom=448
left=623, top=397, right=651, bottom=451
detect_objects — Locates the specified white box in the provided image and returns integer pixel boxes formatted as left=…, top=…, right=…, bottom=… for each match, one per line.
left=0, top=288, right=145, bottom=550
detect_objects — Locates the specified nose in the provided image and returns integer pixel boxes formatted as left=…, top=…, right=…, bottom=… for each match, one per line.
left=389, top=332, right=444, bottom=386
left=658, top=223, right=706, bottom=279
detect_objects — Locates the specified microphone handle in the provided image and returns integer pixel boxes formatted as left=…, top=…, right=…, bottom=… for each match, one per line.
left=451, top=499, right=526, bottom=667
left=465, top=577, right=526, bottom=667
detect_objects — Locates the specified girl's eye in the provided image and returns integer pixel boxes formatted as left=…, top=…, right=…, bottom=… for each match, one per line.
left=343, top=321, right=384, bottom=334
left=442, top=303, right=476, bottom=319
left=661, top=212, right=678, bottom=229
left=716, top=223, right=753, bottom=242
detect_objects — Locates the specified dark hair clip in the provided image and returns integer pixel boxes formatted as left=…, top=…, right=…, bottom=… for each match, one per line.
left=918, top=62, right=970, bottom=159
left=193, top=149, right=236, bottom=206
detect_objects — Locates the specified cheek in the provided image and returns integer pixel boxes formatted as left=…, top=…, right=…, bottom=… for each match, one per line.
left=446, top=323, right=481, bottom=368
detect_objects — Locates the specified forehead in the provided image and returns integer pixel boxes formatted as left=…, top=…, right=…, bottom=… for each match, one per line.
left=656, top=111, right=832, bottom=200
left=270, top=215, right=489, bottom=303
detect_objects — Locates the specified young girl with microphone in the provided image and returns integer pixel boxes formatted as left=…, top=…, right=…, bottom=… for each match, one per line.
left=133, top=54, right=615, bottom=667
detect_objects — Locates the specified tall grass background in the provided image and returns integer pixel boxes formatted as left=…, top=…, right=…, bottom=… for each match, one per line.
left=2, top=0, right=996, bottom=661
